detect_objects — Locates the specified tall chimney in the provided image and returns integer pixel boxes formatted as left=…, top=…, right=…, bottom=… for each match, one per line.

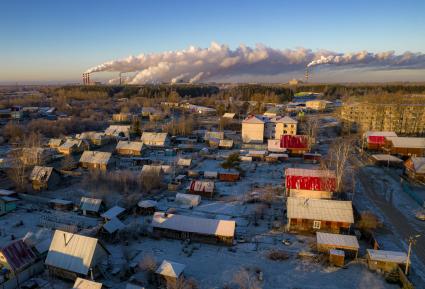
left=87, top=73, right=90, bottom=85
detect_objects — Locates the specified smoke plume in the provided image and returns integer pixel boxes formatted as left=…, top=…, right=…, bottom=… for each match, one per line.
left=85, top=42, right=425, bottom=84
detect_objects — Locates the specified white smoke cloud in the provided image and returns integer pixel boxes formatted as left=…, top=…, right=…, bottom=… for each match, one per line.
left=86, top=42, right=425, bottom=84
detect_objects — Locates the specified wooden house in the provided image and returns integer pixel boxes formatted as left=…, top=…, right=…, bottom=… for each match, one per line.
left=329, top=249, right=345, bottom=267
left=20, top=147, right=55, bottom=166
left=177, top=158, right=192, bottom=168
left=80, top=197, right=105, bottom=216
left=175, top=193, right=201, bottom=207
left=370, top=154, right=403, bottom=167
left=218, top=171, right=240, bottom=182
left=286, top=197, right=354, bottom=234
left=366, top=249, right=407, bottom=273
left=303, top=153, right=322, bottom=164
left=219, top=139, right=234, bottom=149
left=152, top=212, right=236, bottom=245
left=79, top=151, right=112, bottom=171
left=45, top=230, right=109, bottom=280
left=137, top=200, right=157, bottom=215
left=29, top=165, right=60, bottom=191
left=49, top=199, right=74, bottom=211
left=404, top=157, right=425, bottom=181
left=100, top=218, right=125, bottom=238
left=101, top=206, right=126, bottom=221
left=155, top=260, right=185, bottom=288
left=0, top=196, right=18, bottom=216
left=188, top=180, right=215, bottom=198
left=285, top=168, right=336, bottom=199
left=116, top=141, right=144, bottom=156
left=73, top=277, right=103, bottom=289
left=58, top=139, right=89, bottom=155
left=0, top=240, right=38, bottom=281
left=140, top=132, right=169, bottom=148
left=384, top=137, right=425, bottom=157
left=265, top=153, right=288, bottom=162
left=247, top=150, right=267, bottom=161
left=77, top=132, right=110, bottom=146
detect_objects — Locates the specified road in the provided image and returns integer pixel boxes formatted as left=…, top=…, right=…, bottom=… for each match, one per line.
left=351, top=155, right=425, bottom=266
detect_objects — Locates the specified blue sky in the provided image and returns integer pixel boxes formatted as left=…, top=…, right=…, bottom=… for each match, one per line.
left=1, top=0, right=425, bottom=83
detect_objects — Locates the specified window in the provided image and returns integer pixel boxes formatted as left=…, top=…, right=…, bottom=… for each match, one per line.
left=313, top=220, right=321, bottom=229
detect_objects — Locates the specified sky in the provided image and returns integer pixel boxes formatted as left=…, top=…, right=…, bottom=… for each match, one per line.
left=1, top=0, right=425, bottom=84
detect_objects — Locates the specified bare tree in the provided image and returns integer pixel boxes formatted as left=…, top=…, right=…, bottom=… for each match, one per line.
left=302, top=117, right=319, bottom=149
left=322, top=138, right=353, bottom=192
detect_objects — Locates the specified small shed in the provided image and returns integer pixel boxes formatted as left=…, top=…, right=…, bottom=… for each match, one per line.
left=267, top=139, right=286, bottom=153
left=177, top=158, right=192, bottom=168
left=329, top=249, right=345, bottom=267
left=101, top=218, right=125, bottom=236
left=204, top=171, right=218, bottom=179
left=316, top=232, right=359, bottom=257
left=29, top=165, right=60, bottom=191
left=265, top=153, right=288, bottom=162
left=137, top=200, right=157, bottom=215
left=247, top=150, right=267, bottom=161
left=79, top=151, right=112, bottom=171
left=188, top=180, right=215, bottom=198
left=363, top=131, right=397, bottom=150
left=0, top=240, right=37, bottom=279
left=0, top=196, right=18, bottom=215
left=45, top=230, right=109, bottom=280
left=303, top=153, right=322, bottom=164
left=101, top=206, right=126, bottom=221
left=49, top=199, right=74, bottom=211
left=116, top=141, right=144, bottom=156
left=222, top=112, right=236, bottom=119
left=48, top=138, right=64, bottom=149
left=218, top=171, right=240, bottom=182
left=219, top=139, right=234, bottom=149
left=58, top=139, right=89, bottom=155
left=370, top=154, right=403, bottom=167
left=105, top=125, right=131, bottom=139
left=80, top=197, right=104, bottom=216
left=366, top=249, right=407, bottom=273
left=285, top=168, right=336, bottom=198
left=404, top=157, right=425, bottom=181
left=155, top=260, right=185, bottom=288
left=175, top=193, right=201, bottom=207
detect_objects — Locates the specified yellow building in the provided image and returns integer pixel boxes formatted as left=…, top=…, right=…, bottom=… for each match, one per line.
left=306, top=100, right=333, bottom=111
left=242, top=115, right=266, bottom=143
left=273, top=116, right=298, bottom=138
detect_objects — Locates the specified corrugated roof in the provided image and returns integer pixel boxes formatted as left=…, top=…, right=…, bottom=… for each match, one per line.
left=29, top=166, right=54, bottom=182
left=103, top=218, right=125, bottom=234
left=101, top=206, right=125, bottom=220
left=316, top=232, right=359, bottom=250
left=79, top=151, right=111, bottom=165
left=410, top=157, right=425, bottom=174
left=80, top=197, right=103, bottom=212
left=371, top=154, right=403, bottom=162
left=189, top=180, right=215, bottom=193
left=116, top=141, right=143, bottom=151
left=45, top=230, right=105, bottom=275
left=285, top=168, right=336, bottom=178
left=387, top=137, right=425, bottom=149
left=363, top=131, right=397, bottom=138
left=152, top=212, right=235, bottom=237
left=367, top=249, right=407, bottom=263
left=155, top=260, right=185, bottom=278
left=73, top=277, right=103, bottom=289
left=287, top=197, right=354, bottom=223
left=0, top=240, right=37, bottom=271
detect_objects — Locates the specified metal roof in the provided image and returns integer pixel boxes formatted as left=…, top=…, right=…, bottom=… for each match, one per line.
left=155, top=260, right=185, bottom=278
left=152, top=212, right=235, bottom=238
left=105, top=125, right=131, bottom=137
left=45, top=230, right=106, bottom=275
left=285, top=168, right=336, bottom=178
left=371, top=154, right=403, bottom=162
left=80, top=197, right=103, bottom=212
left=102, top=218, right=125, bottom=234
left=141, top=132, right=168, bottom=144
left=101, top=206, right=125, bottom=220
left=79, top=151, right=112, bottom=165
left=189, top=180, right=215, bottom=193
left=409, top=157, right=425, bottom=174
left=287, top=197, right=354, bottom=223
left=367, top=249, right=407, bottom=264
left=363, top=131, right=397, bottom=138
left=316, top=232, right=359, bottom=250
left=386, top=137, right=425, bottom=149
left=29, top=166, right=54, bottom=182
left=72, top=277, right=103, bottom=289
left=0, top=240, right=37, bottom=271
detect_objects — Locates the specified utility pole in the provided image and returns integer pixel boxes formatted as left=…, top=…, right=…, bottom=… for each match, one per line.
left=405, top=234, right=420, bottom=275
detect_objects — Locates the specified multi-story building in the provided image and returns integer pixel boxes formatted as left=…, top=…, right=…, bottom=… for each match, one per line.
left=340, top=102, right=425, bottom=135
left=242, top=115, right=298, bottom=143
